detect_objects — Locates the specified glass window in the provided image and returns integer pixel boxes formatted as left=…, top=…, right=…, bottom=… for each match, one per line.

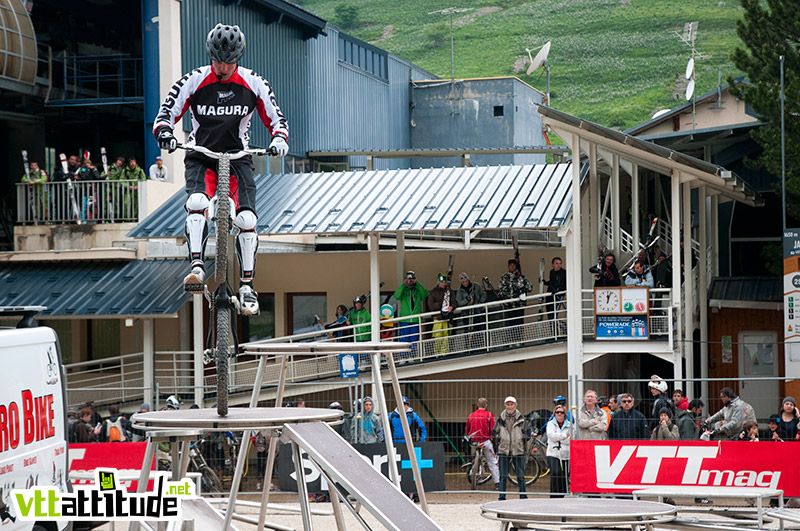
left=288, top=293, right=327, bottom=336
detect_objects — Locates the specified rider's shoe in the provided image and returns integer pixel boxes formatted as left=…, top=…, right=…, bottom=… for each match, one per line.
left=239, top=283, right=260, bottom=316
left=184, top=264, right=205, bottom=292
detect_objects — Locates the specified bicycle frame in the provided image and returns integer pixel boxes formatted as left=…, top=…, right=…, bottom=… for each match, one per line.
left=176, top=144, right=271, bottom=417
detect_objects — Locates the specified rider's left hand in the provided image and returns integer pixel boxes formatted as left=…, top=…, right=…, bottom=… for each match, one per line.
left=269, top=135, right=288, bottom=157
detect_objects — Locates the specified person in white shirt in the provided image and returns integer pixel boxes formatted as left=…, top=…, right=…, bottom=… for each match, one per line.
left=149, top=156, right=168, bottom=181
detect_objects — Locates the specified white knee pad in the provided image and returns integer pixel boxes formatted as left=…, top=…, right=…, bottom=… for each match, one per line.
left=234, top=210, right=258, bottom=231
left=185, top=193, right=210, bottom=214
left=235, top=210, right=258, bottom=282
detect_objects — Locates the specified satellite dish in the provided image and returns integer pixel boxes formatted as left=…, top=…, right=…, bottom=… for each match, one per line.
left=686, top=79, right=695, bottom=100
left=685, top=58, right=694, bottom=80
left=652, top=109, right=671, bottom=119
left=527, top=41, right=551, bottom=75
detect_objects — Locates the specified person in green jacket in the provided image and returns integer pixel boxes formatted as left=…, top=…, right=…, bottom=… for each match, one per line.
left=347, top=296, right=371, bottom=342
left=21, top=161, right=49, bottom=221
left=392, top=270, right=428, bottom=345
left=119, top=157, right=147, bottom=219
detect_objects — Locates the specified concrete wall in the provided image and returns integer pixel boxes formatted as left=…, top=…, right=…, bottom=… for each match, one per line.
left=411, top=78, right=546, bottom=167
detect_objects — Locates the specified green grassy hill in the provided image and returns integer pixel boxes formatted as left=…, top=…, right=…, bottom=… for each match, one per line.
left=301, top=0, right=745, bottom=129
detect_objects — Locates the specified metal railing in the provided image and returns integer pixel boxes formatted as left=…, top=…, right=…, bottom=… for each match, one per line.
left=47, top=53, right=144, bottom=106
left=64, top=288, right=676, bottom=408
left=16, top=180, right=142, bottom=224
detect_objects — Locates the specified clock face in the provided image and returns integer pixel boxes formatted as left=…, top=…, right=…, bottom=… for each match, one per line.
left=595, top=289, right=620, bottom=314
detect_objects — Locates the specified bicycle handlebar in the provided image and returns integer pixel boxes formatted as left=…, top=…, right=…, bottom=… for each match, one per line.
left=176, top=143, right=277, bottom=159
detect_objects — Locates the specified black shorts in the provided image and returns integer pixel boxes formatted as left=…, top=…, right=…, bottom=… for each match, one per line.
left=185, top=154, right=256, bottom=213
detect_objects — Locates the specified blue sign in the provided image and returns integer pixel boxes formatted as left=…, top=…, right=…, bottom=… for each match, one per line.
left=339, top=353, right=359, bottom=378
left=595, top=315, right=648, bottom=340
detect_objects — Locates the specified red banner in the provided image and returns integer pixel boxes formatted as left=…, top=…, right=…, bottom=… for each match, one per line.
left=69, top=443, right=155, bottom=492
left=570, top=440, right=800, bottom=496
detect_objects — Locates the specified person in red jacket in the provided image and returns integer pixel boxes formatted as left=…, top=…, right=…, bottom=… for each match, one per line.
left=465, top=397, right=499, bottom=488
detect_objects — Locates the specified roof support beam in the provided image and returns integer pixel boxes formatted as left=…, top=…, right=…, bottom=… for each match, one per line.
left=567, top=132, right=584, bottom=397
left=632, top=163, right=640, bottom=251
left=589, top=142, right=599, bottom=264
left=612, top=153, right=621, bottom=254
left=671, top=170, right=683, bottom=380
left=683, top=180, right=694, bottom=384
left=698, top=186, right=709, bottom=403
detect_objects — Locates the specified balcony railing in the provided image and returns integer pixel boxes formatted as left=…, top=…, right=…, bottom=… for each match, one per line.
left=64, top=289, right=675, bottom=408
left=16, top=180, right=142, bottom=224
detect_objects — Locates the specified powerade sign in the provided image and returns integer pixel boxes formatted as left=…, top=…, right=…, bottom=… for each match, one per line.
left=277, top=442, right=445, bottom=492
left=595, top=315, right=648, bottom=340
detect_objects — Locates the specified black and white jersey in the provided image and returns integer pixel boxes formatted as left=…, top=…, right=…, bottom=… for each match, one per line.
left=153, top=65, right=288, bottom=153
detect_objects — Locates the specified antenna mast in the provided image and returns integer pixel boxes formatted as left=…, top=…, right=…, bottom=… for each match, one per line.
left=428, top=7, right=473, bottom=83
left=675, top=21, right=711, bottom=130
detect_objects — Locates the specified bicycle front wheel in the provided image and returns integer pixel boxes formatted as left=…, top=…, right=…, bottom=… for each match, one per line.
left=201, top=466, right=224, bottom=493
left=215, top=156, right=232, bottom=417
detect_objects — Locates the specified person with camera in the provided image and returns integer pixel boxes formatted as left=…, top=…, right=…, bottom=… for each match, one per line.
left=545, top=404, right=571, bottom=498
left=393, top=271, right=428, bottom=346
left=591, top=252, right=621, bottom=287
left=499, top=258, right=532, bottom=346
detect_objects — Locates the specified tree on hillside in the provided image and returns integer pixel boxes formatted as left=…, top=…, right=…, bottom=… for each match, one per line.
left=729, top=0, right=800, bottom=221
left=335, top=4, right=360, bottom=30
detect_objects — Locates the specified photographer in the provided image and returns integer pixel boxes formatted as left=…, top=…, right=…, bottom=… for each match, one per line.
left=591, top=252, right=621, bottom=287
left=499, top=258, right=532, bottom=346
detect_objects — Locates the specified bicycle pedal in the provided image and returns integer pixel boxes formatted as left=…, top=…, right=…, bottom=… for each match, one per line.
left=184, top=283, right=205, bottom=293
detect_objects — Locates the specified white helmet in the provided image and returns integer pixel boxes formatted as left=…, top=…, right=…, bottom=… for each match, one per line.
left=166, top=395, right=182, bottom=410
left=648, top=379, right=668, bottom=393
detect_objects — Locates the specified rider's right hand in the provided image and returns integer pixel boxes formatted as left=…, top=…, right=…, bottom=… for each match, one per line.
left=157, top=128, right=178, bottom=153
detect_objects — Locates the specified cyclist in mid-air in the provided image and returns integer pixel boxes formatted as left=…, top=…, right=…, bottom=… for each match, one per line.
left=153, top=23, right=289, bottom=316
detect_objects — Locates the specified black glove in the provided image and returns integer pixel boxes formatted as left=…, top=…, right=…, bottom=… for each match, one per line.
left=157, top=128, right=177, bottom=153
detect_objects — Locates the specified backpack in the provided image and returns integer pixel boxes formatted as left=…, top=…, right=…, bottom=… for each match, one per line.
left=106, top=416, right=127, bottom=442
left=68, top=418, right=78, bottom=444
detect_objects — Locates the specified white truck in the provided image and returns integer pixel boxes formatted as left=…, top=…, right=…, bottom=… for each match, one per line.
left=0, top=307, right=71, bottom=531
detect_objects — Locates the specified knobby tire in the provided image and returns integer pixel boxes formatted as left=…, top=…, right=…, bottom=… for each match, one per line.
left=215, top=156, right=231, bottom=417
left=201, top=466, right=224, bottom=493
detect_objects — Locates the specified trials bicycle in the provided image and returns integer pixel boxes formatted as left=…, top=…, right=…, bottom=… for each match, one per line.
left=176, top=143, right=275, bottom=417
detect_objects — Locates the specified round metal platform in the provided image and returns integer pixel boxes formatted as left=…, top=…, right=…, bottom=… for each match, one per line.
left=131, top=407, right=343, bottom=431
left=481, top=498, right=677, bottom=528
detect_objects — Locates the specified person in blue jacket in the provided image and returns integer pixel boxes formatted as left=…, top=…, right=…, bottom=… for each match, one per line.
left=389, top=396, right=427, bottom=443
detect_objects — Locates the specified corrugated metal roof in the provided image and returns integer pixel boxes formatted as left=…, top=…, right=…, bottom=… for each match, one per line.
left=129, top=163, right=577, bottom=238
left=708, top=276, right=781, bottom=303
left=0, top=259, right=214, bottom=318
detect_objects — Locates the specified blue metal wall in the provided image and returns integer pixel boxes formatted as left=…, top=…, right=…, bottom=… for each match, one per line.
left=178, top=1, right=433, bottom=166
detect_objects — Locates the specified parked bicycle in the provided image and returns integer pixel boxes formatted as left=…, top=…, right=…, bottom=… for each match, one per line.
left=189, top=438, right=223, bottom=493
left=462, top=434, right=493, bottom=489
left=508, top=432, right=549, bottom=486
left=177, top=143, right=276, bottom=417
